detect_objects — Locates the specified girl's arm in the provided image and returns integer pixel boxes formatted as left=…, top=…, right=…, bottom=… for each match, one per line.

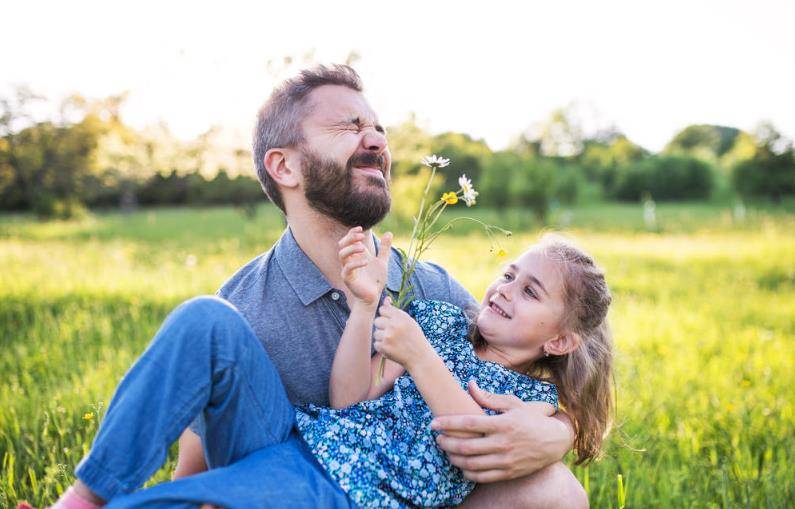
left=329, top=301, right=379, bottom=407
left=374, top=300, right=484, bottom=437
left=329, top=228, right=394, bottom=408
left=406, top=349, right=486, bottom=421
left=366, top=352, right=405, bottom=400
left=330, top=306, right=408, bottom=406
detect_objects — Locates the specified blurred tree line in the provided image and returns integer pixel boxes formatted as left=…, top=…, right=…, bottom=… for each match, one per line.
left=0, top=88, right=262, bottom=218
left=1, top=87, right=793, bottom=220
left=390, top=107, right=794, bottom=222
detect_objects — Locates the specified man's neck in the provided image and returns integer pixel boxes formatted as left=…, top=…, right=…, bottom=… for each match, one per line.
left=286, top=208, right=377, bottom=291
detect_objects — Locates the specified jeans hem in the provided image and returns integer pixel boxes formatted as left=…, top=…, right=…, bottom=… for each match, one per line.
left=75, top=455, right=126, bottom=502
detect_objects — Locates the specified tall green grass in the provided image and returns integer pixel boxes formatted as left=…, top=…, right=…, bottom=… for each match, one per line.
left=1, top=202, right=793, bottom=507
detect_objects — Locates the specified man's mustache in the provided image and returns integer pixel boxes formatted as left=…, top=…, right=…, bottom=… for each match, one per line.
left=348, top=153, right=386, bottom=173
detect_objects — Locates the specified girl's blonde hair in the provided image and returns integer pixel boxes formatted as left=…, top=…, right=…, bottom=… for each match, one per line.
left=471, top=233, right=614, bottom=464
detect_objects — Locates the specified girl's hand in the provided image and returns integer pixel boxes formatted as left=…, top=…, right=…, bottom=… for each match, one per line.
left=338, top=227, right=392, bottom=307
left=373, top=296, right=433, bottom=369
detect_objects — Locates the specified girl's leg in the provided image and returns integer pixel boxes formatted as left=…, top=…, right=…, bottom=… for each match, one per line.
left=105, top=436, right=353, bottom=509
left=74, top=296, right=296, bottom=502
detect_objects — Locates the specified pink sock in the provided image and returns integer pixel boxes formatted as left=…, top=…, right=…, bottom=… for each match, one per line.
left=50, top=487, right=102, bottom=509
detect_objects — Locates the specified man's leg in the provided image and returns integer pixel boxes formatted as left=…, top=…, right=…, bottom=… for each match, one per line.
left=105, top=436, right=352, bottom=509
left=74, top=296, right=296, bottom=501
left=458, top=462, right=588, bottom=509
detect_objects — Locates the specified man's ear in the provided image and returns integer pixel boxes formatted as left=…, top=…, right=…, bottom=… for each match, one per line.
left=544, top=331, right=582, bottom=356
left=263, top=148, right=301, bottom=189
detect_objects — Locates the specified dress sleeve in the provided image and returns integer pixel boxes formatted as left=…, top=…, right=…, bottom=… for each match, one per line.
left=408, top=299, right=471, bottom=352
left=513, top=377, right=559, bottom=410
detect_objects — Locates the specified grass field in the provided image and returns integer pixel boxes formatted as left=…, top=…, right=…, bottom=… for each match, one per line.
left=1, top=201, right=794, bottom=508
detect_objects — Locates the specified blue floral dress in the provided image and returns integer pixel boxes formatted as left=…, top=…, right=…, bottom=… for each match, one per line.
left=295, top=299, right=558, bottom=509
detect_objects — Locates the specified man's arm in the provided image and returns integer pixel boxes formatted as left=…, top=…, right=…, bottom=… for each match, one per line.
left=431, top=384, right=574, bottom=482
left=409, top=354, right=555, bottom=440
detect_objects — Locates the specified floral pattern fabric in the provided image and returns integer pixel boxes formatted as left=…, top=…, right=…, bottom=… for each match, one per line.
left=296, top=299, right=558, bottom=509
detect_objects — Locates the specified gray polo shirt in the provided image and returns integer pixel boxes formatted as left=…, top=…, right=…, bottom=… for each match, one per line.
left=218, top=227, right=478, bottom=407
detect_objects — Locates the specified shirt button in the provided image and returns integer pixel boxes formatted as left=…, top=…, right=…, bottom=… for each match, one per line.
left=331, top=291, right=340, bottom=301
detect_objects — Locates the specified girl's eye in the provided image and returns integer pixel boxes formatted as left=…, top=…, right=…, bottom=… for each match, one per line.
left=502, top=273, right=513, bottom=281
left=524, top=287, right=537, bottom=299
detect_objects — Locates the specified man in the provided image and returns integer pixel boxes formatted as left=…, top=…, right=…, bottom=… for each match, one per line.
left=176, top=64, right=588, bottom=508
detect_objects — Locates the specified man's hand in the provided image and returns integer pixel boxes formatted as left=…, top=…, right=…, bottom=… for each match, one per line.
left=338, top=226, right=392, bottom=306
left=431, top=381, right=573, bottom=483
left=372, top=296, right=432, bottom=369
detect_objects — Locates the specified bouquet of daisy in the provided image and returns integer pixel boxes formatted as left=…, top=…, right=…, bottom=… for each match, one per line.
left=377, top=155, right=511, bottom=381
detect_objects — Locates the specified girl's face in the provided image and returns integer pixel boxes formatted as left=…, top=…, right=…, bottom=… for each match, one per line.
left=477, top=248, right=568, bottom=368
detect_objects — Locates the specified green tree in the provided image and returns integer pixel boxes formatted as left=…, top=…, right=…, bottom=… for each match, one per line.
left=732, top=123, right=795, bottom=202
left=430, top=131, right=492, bottom=191
left=664, top=124, right=741, bottom=164
left=480, top=151, right=521, bottom=213
left=613, top=155, right=714, bottom=201
left=511, top=159, right=557, bottom=221
left=580, top=134, right=648, bottom=195
left=383, top=115, right=433, bottom=180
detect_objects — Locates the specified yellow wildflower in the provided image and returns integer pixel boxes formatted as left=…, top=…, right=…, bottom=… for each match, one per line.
left=441, top=192, right=458, bottom=205
left=497, top=249, right=507, bottom=258
left=83, top=412, right=94, bottom=421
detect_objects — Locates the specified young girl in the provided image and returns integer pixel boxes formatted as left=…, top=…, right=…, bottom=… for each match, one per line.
left=37, top=230, right=613, bottom=509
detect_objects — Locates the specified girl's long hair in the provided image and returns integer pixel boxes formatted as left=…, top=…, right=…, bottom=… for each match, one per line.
left=470, top=234, right=614, bottom=464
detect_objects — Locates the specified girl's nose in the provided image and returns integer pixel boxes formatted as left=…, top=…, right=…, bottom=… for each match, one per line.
left=497, top=283, right=513, bottom=301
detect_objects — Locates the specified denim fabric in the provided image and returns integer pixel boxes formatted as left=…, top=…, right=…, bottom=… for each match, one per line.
left=74, top=296, right=353, bottom=508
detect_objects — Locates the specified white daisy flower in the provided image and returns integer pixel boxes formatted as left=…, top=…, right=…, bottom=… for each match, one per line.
left=458, top=174, right=473, bottom=194
left=463, top=188, right=479, bottom=207
left=420, top=154, right=450, bottom=168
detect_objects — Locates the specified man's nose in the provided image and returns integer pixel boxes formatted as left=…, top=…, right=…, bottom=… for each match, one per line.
left=362, top=129, right=388, bottom=153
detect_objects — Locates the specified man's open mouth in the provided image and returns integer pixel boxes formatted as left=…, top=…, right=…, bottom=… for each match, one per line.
left=354, top=166, right=385, bottom=179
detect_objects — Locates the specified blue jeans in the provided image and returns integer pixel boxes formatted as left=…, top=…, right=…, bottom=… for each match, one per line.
left=74, top=296, right=354, bottom=509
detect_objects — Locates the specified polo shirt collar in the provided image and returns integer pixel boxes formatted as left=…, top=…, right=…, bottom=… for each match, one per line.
left=274, top=228, right=332, bottom=306
left=275, top=227, right=405, bottom=306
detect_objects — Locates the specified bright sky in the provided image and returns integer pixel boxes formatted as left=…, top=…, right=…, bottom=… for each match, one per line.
left=4, top=0, right=794, bottom=152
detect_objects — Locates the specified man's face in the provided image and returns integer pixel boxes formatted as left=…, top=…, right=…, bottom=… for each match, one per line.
left=297, top=85, right=392, bottom=229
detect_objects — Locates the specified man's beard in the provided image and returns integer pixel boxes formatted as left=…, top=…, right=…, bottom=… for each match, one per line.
left=301, top=147, right=391, bottom=230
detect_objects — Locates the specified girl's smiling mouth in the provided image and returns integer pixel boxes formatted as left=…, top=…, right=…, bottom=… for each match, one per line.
left=488, top=301, right=511, bottom=319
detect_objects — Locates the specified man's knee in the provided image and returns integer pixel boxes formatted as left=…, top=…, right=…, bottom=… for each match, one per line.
left=169, top=296, right=243, bottom=331
left=163, top=295, right=248, bottom=348
left=534, top=462, right=588, bottom=509
left=176, top=295, right=237, bottom=319
left=461, top=462, right=588, bottom=509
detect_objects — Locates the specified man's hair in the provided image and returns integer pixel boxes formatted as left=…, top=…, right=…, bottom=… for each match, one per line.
left=252, top=64, right=363, bottom=211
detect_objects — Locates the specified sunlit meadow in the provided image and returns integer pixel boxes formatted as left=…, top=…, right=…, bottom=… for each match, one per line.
left=1, top=202, right=793, bottom=508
